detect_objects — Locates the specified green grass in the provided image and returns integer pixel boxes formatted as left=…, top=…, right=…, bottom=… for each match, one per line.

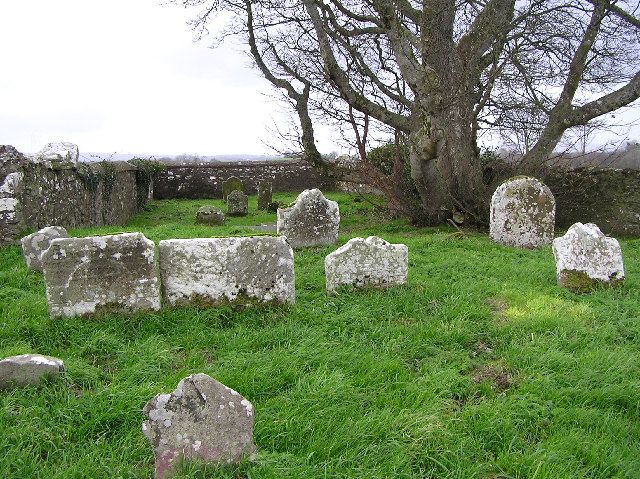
left=1, top=192, right=639, bottom=478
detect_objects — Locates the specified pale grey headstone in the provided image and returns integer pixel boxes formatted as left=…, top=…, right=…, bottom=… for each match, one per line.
left=21, top=226, right=69, bottom=272
left=0, top=354, right=64, bottom=390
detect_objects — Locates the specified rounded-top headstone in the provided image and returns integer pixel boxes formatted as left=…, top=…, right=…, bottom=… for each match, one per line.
left=21, top=226, right=69, bottom=272
left=196, top=206, right=225, bottom=225
left=490, top=176, right=555, bottom=248
left=222, top=177, right=243, bottom=201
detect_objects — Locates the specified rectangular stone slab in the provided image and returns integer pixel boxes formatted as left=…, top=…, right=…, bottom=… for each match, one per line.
left=159, top=236, right=295, bottom=306
left=41, top=233, right=161, bottom=318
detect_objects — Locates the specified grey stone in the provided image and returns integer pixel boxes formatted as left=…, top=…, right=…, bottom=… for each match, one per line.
left=0, top=171, right=23, bottom=245
left=0, top=354, right=64, bottom=390
left=276, top=189, right=340, bottom=248
left=196, top=206, right=225, bottom=226
left=142, top=373, right=256, bottom=479
left=33, top=142, right=79, bottom=165
left=257, top=181, right=273, bottom=210
left=159, top=236, right=295, bottom=306
left=21, top=226, right=69, bottom=272
left=41, top=232, right=161, bottom=318
left=226, top=190, right=248, bottom=217
left=552, top=222, right=624, bottom=293
left=325, top=236, right=408, bottom=293
left=0, top=145, right=28, bottom=183
left=490, top=176, right=555, bottom=248
left=222, top=177, right=243, bottom=201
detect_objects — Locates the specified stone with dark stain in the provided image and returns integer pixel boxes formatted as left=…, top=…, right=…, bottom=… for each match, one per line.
left=142, top=373, right=256, bottom=479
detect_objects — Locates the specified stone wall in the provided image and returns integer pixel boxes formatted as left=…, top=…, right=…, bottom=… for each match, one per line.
left=153, top=159, right=335, bottom=199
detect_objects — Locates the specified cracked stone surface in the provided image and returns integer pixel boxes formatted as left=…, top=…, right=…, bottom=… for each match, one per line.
left=41, top=232, right=161, bottom=318
left=257, top=181, right=272, bottom=210
left=196, top=206, right=225, bottom=226
left=490, top=177, right=555, bottom=249
left=325, top=236, right=408, bottom=293
left=21, top=226, right=69, bottom=272
left=552, top=222, right=624, bottom=292
left=0, top=354, right=64, bottom=390
left=159, top=235, right=295, bottom=306
left=142, top=373, right=256, bottom=479
left=226, top=190, right=248, bottom=217
left=277, top=189, right=340, bottom=248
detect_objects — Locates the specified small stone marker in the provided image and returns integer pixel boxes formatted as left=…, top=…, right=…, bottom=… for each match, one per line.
left=21, top=226, right=69, bottom=272
left=257, top=181, right=273, bottom=210
left=159, top=236, right=295, bottom=306
left=276, top=189, right=340, bottom=248
left=222, top=177, right=243, bottom=201
left=34, top=142, right=79, bottom=165
left=325, top=236, right=408, bottom=293
left=196, top=206, right=224, bottom=226
left=552, top=222, right=624, bottom=293
left=142, top=373, right=256, bottom=479
left=226, top=190, right=248, bottom=217
left=41, top=232, right=161, bottom=318
left=0, top=354, right=64, bottom=390
left=490, top=176, right=555, bottom=248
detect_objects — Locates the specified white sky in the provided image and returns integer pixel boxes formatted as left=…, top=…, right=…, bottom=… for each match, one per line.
left=1, top=1, right=637, bottom=157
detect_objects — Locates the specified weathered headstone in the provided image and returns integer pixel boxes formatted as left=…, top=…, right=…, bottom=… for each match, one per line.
left=21, top=226, right=69, bottom=272
left=33, top=142, right=79, bottom=165
left=0, top=354, right=64, bottom=390
left=159, top=236, right=295, bottom=306
left=257, top=181, right=273, bottom=210
left=222, top=177, right=243, bottom=201
left=325, top=236, right=408, bottom=293
left=552, top=222, right=624, bottom=293
left=142, top=373, right=256, bottom=479
left=276, top=189, right=340, bottom=248
left=196, top=206, right=225, bottom=226
left=226, top=190, right=248, bottom=217
left=490, top=176, right=555, bottom=248
left=41, top=232, right=161, bottom=318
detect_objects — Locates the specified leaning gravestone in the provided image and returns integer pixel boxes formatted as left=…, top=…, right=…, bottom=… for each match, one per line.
left=552, top=222, right=624, bottom=293
left=21, top=226, right=69, bottom=272
left=226, top=190, right=248, bottom=217
left=325, top=236, right=408, bottom=293
left=0, top=354, right=64, bottom=390
left=142, top=373, right=256, bottom=479
left=196, top=206, right=225, bottom=225
left=159, top=236, right=295, bottom=306
left=276, top=189, right=340, bottom=248
left=41, top=232, right=161, bottom=318
left=257, top=181, right=273, bottom=210
left=222, top=177, right=243, bottom=201
left=490, top=176, right=555, bottom=248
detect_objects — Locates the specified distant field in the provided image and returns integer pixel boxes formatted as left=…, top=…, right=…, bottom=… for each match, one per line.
left=1, top=193, right=639, bottom=478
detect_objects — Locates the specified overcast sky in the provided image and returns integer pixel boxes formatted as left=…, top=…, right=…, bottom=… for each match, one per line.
left=0, top=0, right=325, bottom=156
left=1, top=2, right=637, bottom=157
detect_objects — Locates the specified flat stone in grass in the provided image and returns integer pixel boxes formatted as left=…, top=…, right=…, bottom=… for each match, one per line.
left=0, top=354, right=64, bottom=390
left=222, top=177, right=243, bottom=201
left=276, top=189, right=339, bottom=248
left=552, top=222, right=624, bottom=293
left=41, top=232, right=161, bottom=318
left=159, top=235, right=295, bottom=306
left=196, top=206, right=224, bottom=225
left=325, top=236, right=408, bottom=293
left=226, top=190, right=248, bottom=217
left=257, top=181, right=272, bottom=210
left=21, top=226, right=69, bottom=272
left=142, top=373, right=256, bottom=479
left=490, top=176, right=555, bottom=248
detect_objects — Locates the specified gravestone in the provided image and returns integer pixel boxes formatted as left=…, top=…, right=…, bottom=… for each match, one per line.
left=226, top=190, right=248, bottom=217
left=276, top=189, right=340, bottom=248
left=196, top=206, right=224, bottom=226
left=552, top=222, right=624, bottom=293
left=0, top=354, right=64, bottom=390
left=222, top=177, right=243, bottom=201
left=21, top=226, right=69, bottom=272
left=490, top=176, right=555, bottom=248
left=325, top=236, right=408, bottom=293
left=142, top=373, right=256, bottom=479
left=159, top=235, right=295, bottom=306
left=257, top=181, right=273, bottom=210
left=41, top=232, right=161, bottom=318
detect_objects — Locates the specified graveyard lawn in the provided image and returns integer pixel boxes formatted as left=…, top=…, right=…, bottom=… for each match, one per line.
left=1, top=192, right=639, bottom=479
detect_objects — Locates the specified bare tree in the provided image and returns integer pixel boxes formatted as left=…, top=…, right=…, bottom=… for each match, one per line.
left=174, top=0, right=640, bottom=224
